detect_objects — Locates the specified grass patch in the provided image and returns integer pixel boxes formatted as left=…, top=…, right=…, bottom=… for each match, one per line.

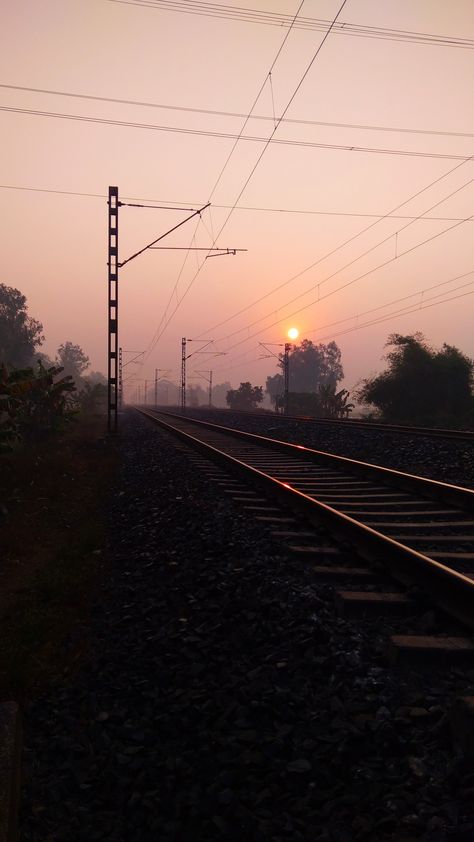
left=0, top=413, right=118, bottom=701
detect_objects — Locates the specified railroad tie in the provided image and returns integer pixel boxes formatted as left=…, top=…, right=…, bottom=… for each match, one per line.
left=335, top=591, right=412, bottom=619
left=388, top=635, right=474, bottom=667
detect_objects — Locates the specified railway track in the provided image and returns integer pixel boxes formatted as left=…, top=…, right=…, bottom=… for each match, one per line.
left=175, top=405, right=474, bottom=442
left=139, top=408, right=474, bottom=634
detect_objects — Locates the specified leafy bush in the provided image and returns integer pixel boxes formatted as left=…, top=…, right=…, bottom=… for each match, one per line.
left=0, top=360, right=77, bottom=451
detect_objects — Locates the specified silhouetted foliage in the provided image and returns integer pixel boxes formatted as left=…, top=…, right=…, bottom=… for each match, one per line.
left=355, top=333, right=474, bottom=426
left=56, top=342, right=90, bottom=388
left=77, top=382, right=107, bottom=414
left=0, top=284, right=44, bottom=368
left=226, top=382, right=264, bottom=411
left=0, top=361, right=76, bottom=451
left=265, top=372, right=284, bottom=407
left=273, top=386, right=354, bottom=417
left=266, top=340, right=344, bottom=406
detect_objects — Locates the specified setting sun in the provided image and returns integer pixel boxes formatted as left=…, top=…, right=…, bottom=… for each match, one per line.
left=287, top=327, right=299, bottom=340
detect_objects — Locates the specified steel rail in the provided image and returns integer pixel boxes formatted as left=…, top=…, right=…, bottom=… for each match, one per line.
left=144, top=409, right=474, bottom=510
left=175, top=405, right=474, bottom=442
left=138, top=408, right=474, bottom=631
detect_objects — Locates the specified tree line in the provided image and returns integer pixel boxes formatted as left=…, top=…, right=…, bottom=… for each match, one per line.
left=227, top=333, right=474, bottom=428
left=2, top=281, right=473, bottom=433
left=0, top=283, right=105, bottom=449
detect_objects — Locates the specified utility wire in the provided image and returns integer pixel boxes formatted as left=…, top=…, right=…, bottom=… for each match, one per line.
left=140, top=0, right=305, bottom=362
left=210, top=175, right=474, bottom=345
left=2, top=105, right=470, bottom=161
left=2, top=83, right=473, bottom=140
left=210, top=279, right=474, bottom=375
left=218, top=208, right=474, bottom=357
left=142, top=0, right=348, bottom=361
left=191, top=265, right=474, bottom=372
left=304, top=270, right=474, bottom=337
left=207, top=0, right=305, bottom=201
left=199, top=146, right=474, bottom=339
left=108, top=0, right=474, bottom=50
left=0, top=182, right=472, bottom=224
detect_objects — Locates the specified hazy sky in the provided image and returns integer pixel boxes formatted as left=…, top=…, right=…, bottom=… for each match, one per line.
left=2, top=0, right=474, bottom=400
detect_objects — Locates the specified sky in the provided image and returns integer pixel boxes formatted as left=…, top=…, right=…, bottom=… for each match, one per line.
left=2, top=0, right=474, bottom=403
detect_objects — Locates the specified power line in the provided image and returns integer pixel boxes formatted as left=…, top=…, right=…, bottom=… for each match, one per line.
left=2, top=105, right=470, bottom=161
left=211, top=175, right=474, bottom=346
left=199, top=146, right=474, bottom=339
left=207, top=0, right=304, bottom=201
left=108, top=0, right=474, bottom=50
left=141, top=0, right=348, bottom=362
left=217, top=208, right=474, bottom=357
left=305, top=270, right=474, bottom=337
left=3, top=83, right=473, bottom=139
left=311, top=288, right=474, bottom=345
left=210, top=280, right=474, bottom=375
left=2, top=183, right=472, bottom=223
left=140, top=0, right=307, bottom=362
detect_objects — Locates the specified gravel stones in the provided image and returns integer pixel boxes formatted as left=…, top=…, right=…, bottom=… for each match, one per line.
left=183, top=410, right=474, bottom=489
left=20, top=411, right=474, bottom=841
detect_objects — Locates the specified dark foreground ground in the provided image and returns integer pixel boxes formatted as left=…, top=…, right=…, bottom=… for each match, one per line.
left=21, top=410, right=474, bottom=841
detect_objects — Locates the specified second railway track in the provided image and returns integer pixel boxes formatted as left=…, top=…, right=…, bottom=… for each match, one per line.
left=139, top=408, right=474, bottom=633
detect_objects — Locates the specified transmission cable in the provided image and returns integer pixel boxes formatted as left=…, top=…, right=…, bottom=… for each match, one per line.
left=3, top=83, right=473, bottom=140
left=108, top=0, right=474, bottom=50
left=210, top=174, right=474, bottom=345
left=142, top=0, right=348, bottom=361
left=2, top=106, right=470, bottom=162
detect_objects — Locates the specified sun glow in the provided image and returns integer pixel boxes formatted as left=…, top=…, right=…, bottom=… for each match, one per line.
left=287, top=327, right=299, bottom=340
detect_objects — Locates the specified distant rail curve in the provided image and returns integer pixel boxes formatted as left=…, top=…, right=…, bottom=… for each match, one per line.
left=163, top=405, right=474, bottom=442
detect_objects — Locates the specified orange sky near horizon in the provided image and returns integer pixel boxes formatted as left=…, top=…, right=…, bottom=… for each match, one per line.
left=2, top=0, right=474, bottom=401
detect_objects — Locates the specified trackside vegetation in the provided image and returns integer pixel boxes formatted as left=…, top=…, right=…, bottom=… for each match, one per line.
left=0, top=283, right=114, bottom=699
left=356, top=333, right=474, bottom=427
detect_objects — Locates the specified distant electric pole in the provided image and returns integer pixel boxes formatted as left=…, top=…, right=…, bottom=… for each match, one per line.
left=259, top=340, right=292, bottom=415
left=284, top=342, right=290, bottom=415
left=182, top=341, right=224, bottom=411
left=194, top=369, right=214, bottom=407
left=118, top=346, right=123, bottom=409
left=181, top=338, right=187, bottom=411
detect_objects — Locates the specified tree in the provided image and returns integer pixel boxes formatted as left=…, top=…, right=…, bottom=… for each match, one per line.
left=211, top=381, right=232, bottom=408
left=317, top=384, right=354, bottom=418
left=56, top=342, right=90, bottom=387
left=0, top=284, right=44, bottom=368
left=265, top=372, right=284, bottom=408
left=226, top=382, right=264, bottom=411
left=355, top=333, right=474, bottom=426
left=286, top=340, right=343, bottom=392
left=265, top=340, right=344, bottom=406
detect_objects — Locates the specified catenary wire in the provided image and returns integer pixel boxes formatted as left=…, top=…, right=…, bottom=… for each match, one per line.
left=3, top=83, right=473, bottom=140
left=216, top=209, right=474, bottom=357
left=210, top=285, right=474, bottom=375
left=1, top=183, right=472, bottom=223
left=139, top=0, right=305, bottom=363
left=209, top=175, right=474, bottom=345
left=108, top=0, right=474, bottom=49
left=1, top=105, right=471, bottom=161
left=141, top=0, right=348, bottom=361
left=198, top=146, right=474, bottom=339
